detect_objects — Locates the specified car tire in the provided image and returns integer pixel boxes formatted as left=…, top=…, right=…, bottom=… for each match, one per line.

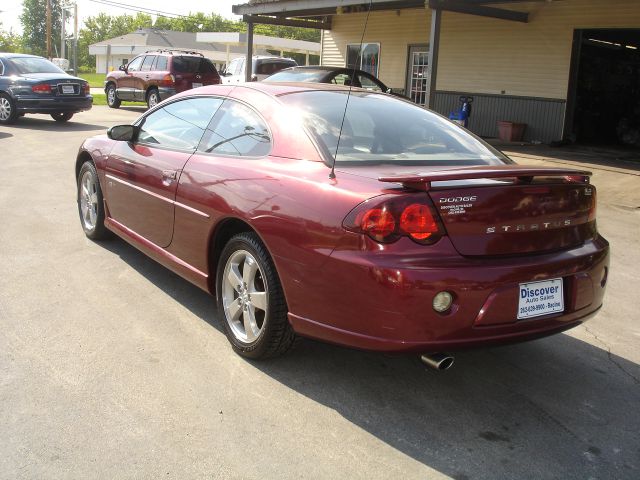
left=216, top=232, right=297, bottom=359
left=0, top=93, right=18, bottom=125
left=77, top=161, right=110, bottom=240
left=106, top=84, right=121, bottom=109
left=146, top=89, right=160, bottom=109
left=51, top=112, right=74, bottom=122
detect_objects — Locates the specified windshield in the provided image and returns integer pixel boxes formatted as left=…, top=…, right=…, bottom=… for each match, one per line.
left=172, top=56, right=217, bottom=74
left=264, top=69, right=324, bottom=82
left=280, top=90, right=510, bottom=166
left=255, top=60, right=296, bottom=76
left=9, top=57, right=64, bottom=74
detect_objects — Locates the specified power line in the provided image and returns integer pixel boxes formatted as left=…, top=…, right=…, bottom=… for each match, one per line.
left=87, top=0, right=193, bottom=20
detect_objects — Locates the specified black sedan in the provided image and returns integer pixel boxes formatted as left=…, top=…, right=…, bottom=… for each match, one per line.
left=263, top=65, right=396, bottom=93
left=0, top=53, right=92, bottom=124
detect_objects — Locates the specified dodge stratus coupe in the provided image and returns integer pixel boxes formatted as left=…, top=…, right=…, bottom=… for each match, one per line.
left=75, top=83, right=609, bottom=368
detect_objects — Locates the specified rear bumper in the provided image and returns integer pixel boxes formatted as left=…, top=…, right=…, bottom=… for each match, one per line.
left=285, top=235, right=610, bottom=353
left=15, top=95, right=93, bottom=113
left=158, top=87, right=176, bottom=101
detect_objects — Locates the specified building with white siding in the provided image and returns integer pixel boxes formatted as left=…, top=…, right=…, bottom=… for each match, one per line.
left=232, top=0, right=640, bottom=146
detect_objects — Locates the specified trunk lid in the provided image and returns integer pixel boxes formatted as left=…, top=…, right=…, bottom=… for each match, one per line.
left=378, top=166, right=597, bottom=256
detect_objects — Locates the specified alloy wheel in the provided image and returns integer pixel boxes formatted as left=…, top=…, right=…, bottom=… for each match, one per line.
left=79, top=169, right=99, bottom=231
left=222, top=249, right=269, bottom=343
left=0, top=97, right=12, bottom=121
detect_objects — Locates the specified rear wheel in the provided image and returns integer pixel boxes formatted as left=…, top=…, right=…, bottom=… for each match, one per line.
left=216, top=232, right=297, bottom=359
left=51, top=112, right=74, bottom=122
left=106, top=84, right=121, bottom=109
left=77, top=161, right=110, bottom=240
left=147, top=89, right=160, bottom=109
left=0, top=93, right=18, bottom=124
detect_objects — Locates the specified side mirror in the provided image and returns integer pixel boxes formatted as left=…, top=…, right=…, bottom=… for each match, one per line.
left=119, top=64, right=127, bottom=72
left=107, top=124, right=139, bottom=142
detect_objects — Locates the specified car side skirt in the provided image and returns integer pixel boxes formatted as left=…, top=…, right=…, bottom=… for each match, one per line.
left=105, top=216, right=210, bottom=293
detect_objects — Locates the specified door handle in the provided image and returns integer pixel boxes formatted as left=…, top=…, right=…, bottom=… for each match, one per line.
left=162, top=170, right=177, bottom=180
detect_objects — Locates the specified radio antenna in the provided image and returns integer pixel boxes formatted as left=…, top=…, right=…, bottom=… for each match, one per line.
left=330, top=0, right=373, bottom=179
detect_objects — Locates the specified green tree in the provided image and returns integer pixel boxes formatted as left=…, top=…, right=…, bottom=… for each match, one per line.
left=77, top=12, right=152, bottom=70
left=0, top=22, right=23, bottom=53
left=20, top=0, right=63, bottom=57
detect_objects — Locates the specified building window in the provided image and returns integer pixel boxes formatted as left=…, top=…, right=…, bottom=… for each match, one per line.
left=346, top=43, right=380, bottom=77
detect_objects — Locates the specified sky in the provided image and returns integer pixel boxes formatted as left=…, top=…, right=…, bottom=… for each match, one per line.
left=0, top=0, right=241, bottom=34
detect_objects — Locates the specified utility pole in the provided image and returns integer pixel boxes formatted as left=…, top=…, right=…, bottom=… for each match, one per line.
left=46, top=0, right=52, bottom=59
left=73, top=2, right=78, bottom=75
left=61, top=3, right=66, bottom=60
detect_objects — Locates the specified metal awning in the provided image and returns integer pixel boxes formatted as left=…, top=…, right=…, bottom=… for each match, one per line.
left=232, top=0, right=561, bottom=98
left=232, top=1, right=562, bottom=25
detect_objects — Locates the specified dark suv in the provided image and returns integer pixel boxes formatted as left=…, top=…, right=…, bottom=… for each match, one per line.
left=105, top=50, right=221, bottom=109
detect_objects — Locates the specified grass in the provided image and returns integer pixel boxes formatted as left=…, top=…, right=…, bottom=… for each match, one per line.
left=77, top=72, right=106, bottom=88
left=91, top=94, right=142, bottom=107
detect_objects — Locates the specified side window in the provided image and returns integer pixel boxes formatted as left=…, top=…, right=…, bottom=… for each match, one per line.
left=140, top=55, right=156, bottom=71
left=154, top=56, right=168, bottom=71
left=198, top=100, right=271, bottom=157
left=234, top=58, right=245, bottom=76
left=137, top=97, right=224, bottom=151
left=227, top=58, right=240, bottom=75
left=0, top=59, right=4, bottom=76
left=127, top=56, right=143, bottom=72
left=357, top=73, right=383, bottom=92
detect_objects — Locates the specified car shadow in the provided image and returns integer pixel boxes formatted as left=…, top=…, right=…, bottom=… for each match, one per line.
left=10, top=117, right=109, bottom=132
left=96, top=237, right=640, bottom=480
left=0, top=131, right=13, bottom=139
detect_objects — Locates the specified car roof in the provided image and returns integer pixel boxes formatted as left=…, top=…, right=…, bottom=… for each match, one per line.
left=0, top=53, right=42, bottom=59
left=185, top=81, right=377, bottom=99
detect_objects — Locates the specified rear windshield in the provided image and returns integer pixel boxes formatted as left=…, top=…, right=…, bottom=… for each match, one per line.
left=264, top=69, right=324, bottom=82
left=9, top=57, right=64, bottom=74
left=172, top=56, right=217, bottom=74
left=280, top=90, right=510, bottom=166
left=255, top=60, right=297, bottom=76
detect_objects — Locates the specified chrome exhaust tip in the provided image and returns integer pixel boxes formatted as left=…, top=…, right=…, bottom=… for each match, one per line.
left=420, top=353, right=455, bottom=371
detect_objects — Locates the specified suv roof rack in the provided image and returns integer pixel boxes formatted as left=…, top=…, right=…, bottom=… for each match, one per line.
left=146, top=49, right=204, bottom=57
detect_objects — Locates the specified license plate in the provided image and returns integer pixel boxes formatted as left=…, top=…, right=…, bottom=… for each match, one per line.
left=517, top=278, right=564, bottom=319
left=61, top=85, right=75, bottom=94
left=192, top=82, right=203, bottom=88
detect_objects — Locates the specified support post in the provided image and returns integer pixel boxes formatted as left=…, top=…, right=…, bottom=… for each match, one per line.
left=426, top=8, right=442, bottom=109
left=245, top=22, right=254, bottom=82
left=305, top=52, right=309, bottom=66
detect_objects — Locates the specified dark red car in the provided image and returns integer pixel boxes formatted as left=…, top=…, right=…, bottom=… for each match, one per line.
left=105, top=50, right=220, bottom=109
left=75, top=83, right=609, bottom=368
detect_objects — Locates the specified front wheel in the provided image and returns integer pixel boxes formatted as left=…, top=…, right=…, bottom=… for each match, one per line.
left=106, top=84, right=121, bottom=109
left=0, top=93, right=18, bottom=124
left=77, top=161, right=110, bottom=240
left=216, top=232, right=297, bottom=359
left=147, top=89, right=160, bottom=109
left=51, top=112, right=74, bottom=122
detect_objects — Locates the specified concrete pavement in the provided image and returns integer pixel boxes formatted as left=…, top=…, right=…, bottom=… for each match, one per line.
left=0, top=107, right=639, bottom=479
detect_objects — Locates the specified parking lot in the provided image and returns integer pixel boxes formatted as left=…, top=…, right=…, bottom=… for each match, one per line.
left=1, top=106, right=639, bottom=479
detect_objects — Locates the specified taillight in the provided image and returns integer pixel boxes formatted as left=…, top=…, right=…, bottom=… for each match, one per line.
left=83, top=83, right=90, bottom=95
left=343, top=195, right=444, bottom=245
left=399, top=203, right=439, bottom=241
left=162, top=74, right=175, bottom=86
left=361, top=208, right=396, bottom=242
left=32, top=83, right=52, bottom=94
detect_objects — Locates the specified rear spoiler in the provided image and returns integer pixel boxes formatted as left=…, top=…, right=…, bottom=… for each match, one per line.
left=378, top=165, right=592, bottom=191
